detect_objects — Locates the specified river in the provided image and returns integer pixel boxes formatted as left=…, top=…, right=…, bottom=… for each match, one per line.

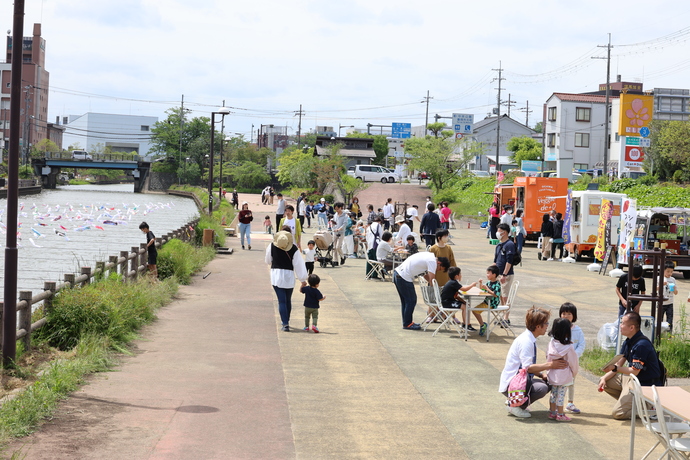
left=0, top=184, right=200, bottom=301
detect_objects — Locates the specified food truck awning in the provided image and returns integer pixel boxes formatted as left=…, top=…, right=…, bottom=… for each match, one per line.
left=649, top=207, right=690, bottom=214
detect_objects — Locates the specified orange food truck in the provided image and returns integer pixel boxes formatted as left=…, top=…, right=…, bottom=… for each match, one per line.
left=495, top=177, right=569, bottom=240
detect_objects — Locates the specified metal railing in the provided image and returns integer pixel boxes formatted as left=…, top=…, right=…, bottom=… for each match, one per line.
left=42, top=152, right=142, bottom=162
left=0, top=218, right=200, bottom=352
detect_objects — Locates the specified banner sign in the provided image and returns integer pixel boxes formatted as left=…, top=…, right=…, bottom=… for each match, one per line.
left=562, top=189, right=572, bottom=244
left=617, top=198, right=637, bottom=266
left=594, top=199, right=613, bottom=261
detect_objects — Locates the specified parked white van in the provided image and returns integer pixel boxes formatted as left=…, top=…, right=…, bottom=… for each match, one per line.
left=348, top=165, right=400, bottom=183
left=71, top=150, right=93, bottom=161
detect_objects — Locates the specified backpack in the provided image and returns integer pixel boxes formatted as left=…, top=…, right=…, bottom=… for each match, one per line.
left=500, top=242, right=521, bottom=266
left=507, top=368, right=529, bottom=407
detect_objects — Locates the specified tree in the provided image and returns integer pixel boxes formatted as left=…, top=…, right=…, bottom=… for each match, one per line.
left=276, top=145, right=317, bottom=188
left=507, top=136, right=542, bottom=168
left=646, top=120, right=690, bottom=181
left=227, top=161, right=271, bottom=190
left=30, top=138, right=60, bottom=158
left=533, top=121, right=543, bottom=133
left=426, top=122, right=446, bottom=138
left=404, top=137, right=475, bottom=190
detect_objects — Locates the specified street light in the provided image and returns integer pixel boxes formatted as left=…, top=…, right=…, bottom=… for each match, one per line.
left=208, top=107, right=230, bottom=215
left=338, top=124, right=354, bottom=137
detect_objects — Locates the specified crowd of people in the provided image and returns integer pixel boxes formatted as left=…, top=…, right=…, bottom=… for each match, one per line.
left=232, top=187, right=671, bottom=426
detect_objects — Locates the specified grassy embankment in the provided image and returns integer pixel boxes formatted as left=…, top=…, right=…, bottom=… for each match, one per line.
left=0, top=186, right=229, bottom=448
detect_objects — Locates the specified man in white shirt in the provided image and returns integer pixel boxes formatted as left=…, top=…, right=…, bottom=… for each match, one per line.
left=499, top=307, right=567, bottom=418
left=331, top=202, right=348, bottom=265
left=499, top=206, right=513, bottom=227
left=393, top=252, right=450, bottom=330
left=406, top=205, right=420, bottom=232
left=383, top=198, right=394, bottom=231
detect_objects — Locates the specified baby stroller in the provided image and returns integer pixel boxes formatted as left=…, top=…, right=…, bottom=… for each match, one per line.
left=313, top=230, right=337, bottom=268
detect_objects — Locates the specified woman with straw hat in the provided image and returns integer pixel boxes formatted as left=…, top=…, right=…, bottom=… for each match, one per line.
left=265, top=230, right=308, bottom=332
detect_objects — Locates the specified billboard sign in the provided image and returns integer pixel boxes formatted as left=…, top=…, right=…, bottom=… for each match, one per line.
left=618, top=94, right=653, bottom=137
left=391, top=123, right=411, bottom=139
left=624, top=145, right=644, bottom=167
left=452, top=113, right=474, bottom=134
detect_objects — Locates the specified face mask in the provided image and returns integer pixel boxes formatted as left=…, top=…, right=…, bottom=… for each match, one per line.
left=497, top=231, right=504, bottom=239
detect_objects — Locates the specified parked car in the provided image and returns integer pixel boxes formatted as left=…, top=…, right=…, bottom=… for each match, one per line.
left=417, top=171, right=429, bottom=179
left=470, top=170, right=490, bottom=177
left=71, top=150, right=93, bottom=161
left=548, top=171, right=582, bottom=183
left=350, top=164, right=400, bottom=183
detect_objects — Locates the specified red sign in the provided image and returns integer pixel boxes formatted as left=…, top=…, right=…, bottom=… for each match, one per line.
left=625, top=145, right=644, bottom=163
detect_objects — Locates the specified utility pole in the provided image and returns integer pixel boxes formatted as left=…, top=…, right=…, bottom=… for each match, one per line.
left=219, top=100, right=225, bottom=202
left=594, top=34, right=612, bottom=177
left=520, top=101, right=533, bottom=128
left=295, top=104, right=305, bottom=147
left=504, top=93, right=515, bottom=117
left=492, top=62, right=505, bottom=175
left=423, top=90, right=433, bottom=136
left=178, top=94, right=184, bottom=184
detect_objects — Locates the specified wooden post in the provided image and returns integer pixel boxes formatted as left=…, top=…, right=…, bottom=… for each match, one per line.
left=0, top=302, right=3, bottom=350
left=65, top=273, right=76, bottom=289
left=120, top=251, right=129, bottom=279
left=139, top=243, right=147, bottom=276
left=18, top=291, right=32, bottom=352
left=81, top=267, right=92, bottom=286
left=43, top=281, right=57, bottom=316
left=109, top=256, right=118, bottom=278
left=95, top=261, right=105, bottom=280
left=131, top=247, right=139, bottom=279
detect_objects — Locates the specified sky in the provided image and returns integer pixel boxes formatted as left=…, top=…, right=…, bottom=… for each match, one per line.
left=3, top=0, right=690, bottom=141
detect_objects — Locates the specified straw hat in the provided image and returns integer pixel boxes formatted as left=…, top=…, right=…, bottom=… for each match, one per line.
left=273, top=231, right=294, bottom=251
left=395, top=215, right=406, bottom=224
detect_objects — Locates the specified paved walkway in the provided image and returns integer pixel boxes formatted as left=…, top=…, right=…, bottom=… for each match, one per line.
left=7, top=190, right=690, bottom=459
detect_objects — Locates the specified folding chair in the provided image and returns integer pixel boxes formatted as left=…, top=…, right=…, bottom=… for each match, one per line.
left=429, top=279, right=463, bottom=337
left=631, top=376, right=690, bottom=460
left=653, top=386, right=690, bottom=459
left=483, top=281, right=519, bottom=341
left=365, top=260, right=387, bottom=281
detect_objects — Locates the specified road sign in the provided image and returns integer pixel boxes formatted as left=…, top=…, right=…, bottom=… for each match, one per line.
left=625, top=137, right=640, bottom=146
left=455, top=133, right=464, bottom=139
left=639, top=138, right=651, bottom=147
left=391, top=123, right=411, bottom=139
left=452, top=113, right=474, bottom=134
left=639, top=127, right=650, bottom=138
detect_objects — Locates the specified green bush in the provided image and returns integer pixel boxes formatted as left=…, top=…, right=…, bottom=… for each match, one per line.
left=638, top=174, right=658, bottom=186
left=157, top=238, right=215, bottom=284
left=673, top=169, right=685, bottom=183
left=608, top=178, right=637, bottom=193
left=36, top=277, right=177, bottom=351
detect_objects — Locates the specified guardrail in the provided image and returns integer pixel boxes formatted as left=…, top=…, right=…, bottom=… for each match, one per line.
left=42, top=152, right=142, bottom=162
left=0, top=218, right=200, bottom=352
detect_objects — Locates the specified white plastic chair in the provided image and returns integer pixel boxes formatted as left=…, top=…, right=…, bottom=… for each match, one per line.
left=653, top=385, right=690, bottom=459
left=365, top=260, right=387, bottom=281
left=427, top=279, right=463, bottom=336
left=482, top=281, right=519, bottom=341
left=631, top=376, right=690, bottom=460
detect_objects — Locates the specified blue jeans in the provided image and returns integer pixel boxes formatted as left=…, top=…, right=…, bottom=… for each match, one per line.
left=393, top=271, right=417, bottom=326
left=273, top=286, right=294, bottom=326
left=239, top=223, right=251, bottom=247
left=318, top=213, right=327, bottom=227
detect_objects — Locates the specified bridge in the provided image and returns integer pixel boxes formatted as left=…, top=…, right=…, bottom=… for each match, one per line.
left=32, top=152, right=152, bottom=192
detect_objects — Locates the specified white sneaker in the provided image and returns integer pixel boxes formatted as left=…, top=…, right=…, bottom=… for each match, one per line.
left=507, top=406, right=531, bottom=418
left=547, top=258, right=554, bottom=261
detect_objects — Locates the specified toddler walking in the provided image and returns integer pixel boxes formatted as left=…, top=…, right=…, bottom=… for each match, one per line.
left=300, top=274, right=325, bottom=333
left=303, top=240, right=316, bottom=275
left=559, top=302, right=585, bottom=414
left=546, top=317, right=579, bottom=422
left=264, top=215, right=273, bottom=234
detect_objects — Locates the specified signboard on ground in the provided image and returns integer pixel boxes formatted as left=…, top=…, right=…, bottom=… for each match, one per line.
left=452, top=113, right=474, bottom=134
left=391, top=123, right=411, bottom=139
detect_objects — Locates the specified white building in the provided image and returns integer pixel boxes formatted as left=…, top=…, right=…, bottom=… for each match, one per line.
left=543, top=92, right=619, bottom=178
left=61, top=112, right=158, bottom=158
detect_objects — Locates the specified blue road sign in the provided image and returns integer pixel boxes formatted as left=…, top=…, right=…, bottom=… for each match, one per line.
left=391, top=122, right=411, bottom=139
left=639, top=127, right=650, bottom=138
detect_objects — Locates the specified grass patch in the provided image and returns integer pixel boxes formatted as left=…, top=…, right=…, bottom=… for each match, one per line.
left=158, top=239, right=215, bottom=284
left=579, top=344, right=616, bottom=377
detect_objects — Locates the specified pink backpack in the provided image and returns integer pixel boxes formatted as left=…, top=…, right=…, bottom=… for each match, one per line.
left=507, top=368, right=529, bottom=407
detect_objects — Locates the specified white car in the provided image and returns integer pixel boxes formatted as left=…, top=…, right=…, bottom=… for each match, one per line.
left=471, top=170, right=490, bottom=177
left=349, top=164, right=400, bottom=183
left=71, top=150, right=93, bottom=161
